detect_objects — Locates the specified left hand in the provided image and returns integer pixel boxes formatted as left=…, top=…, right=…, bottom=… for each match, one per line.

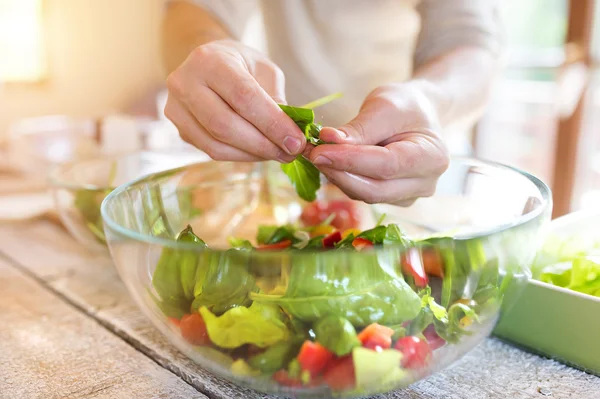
left=307, top=82, right=450, bottom=206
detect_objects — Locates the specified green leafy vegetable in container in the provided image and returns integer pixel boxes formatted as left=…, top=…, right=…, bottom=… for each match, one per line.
left=149, top=198, right=503, bottom=394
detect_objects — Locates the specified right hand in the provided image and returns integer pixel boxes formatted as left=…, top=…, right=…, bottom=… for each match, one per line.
left=165, top=40, right=306, bottom=163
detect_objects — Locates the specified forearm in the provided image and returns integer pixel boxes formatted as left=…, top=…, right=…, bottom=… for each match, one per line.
left=162, top=1, right=231, bottom=75
left=412, top=46, right=500, bottom=130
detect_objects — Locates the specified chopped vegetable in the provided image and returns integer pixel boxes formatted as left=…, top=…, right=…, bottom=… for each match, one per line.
left=180, top=313, right=210, bottom=346
left=297, top=341, right=334, bottom=376
left=199, top=303, right=289, bottom=349
left=394, top=336, right=432, bottom=369
left=323, top=356, right=356, bottom=391
left=358, top=323, right=394, bottom=351
left=322, top=231, right=342, bottom=248
left=401, top=248, right=428, bottom=288
left=352, top=237, right=373, bottom=251
left=314, top=316, right=361, bottom=356
left=352, top=347, right=404, bottom=389
left=247, top=340, right=301, bottom=373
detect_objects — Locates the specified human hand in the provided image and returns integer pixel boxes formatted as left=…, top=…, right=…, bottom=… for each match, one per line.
left=308, top=82, right=450, bottom=206
left=164, top=40, right=306, bottom=163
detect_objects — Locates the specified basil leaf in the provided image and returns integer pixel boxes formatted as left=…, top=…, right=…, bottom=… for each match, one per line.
left=280, top=156, right=321, bottom=202
left=278, top=94, right=341, bottom=201
left=358, top=225, right=387, bottom=245
left=191, top=250, right=256, bottom=314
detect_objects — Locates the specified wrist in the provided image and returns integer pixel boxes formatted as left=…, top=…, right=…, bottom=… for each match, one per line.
left=405, top=79, right=454, bottom=127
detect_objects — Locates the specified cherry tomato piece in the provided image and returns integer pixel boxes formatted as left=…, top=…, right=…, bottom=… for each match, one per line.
left=357, top=323, right=394, bottom=351
left=422, top=247, right=444, bottom=277
left=323, top=356, right=356, bottom=391
left=394, top=336, right=432, bottom=369
left=297, top=341, right=334, bottom=376
left=180, top=313, right=210, bottom=346
left=401, top=248, right=428, bottom=287
left=322, top=231, right=342, bottom=248
left=300, top=200, right=360, bottom=230
left=351, top=237, right=374, bottom=251
left=256, top=240, right=292, bottom=251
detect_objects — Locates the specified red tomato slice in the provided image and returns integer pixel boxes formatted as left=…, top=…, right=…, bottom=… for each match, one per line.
left=322, top=231, right=342, bottom=248
left=300, top=200, right=360, bottom=230
left=297, top=341, right=334, bottom=376
left=323, top=356, right=356, bottom=391
left=273, top=370, right=303, bottom=387
left=401, top=248, right=429, bottom=287
left=180, top=313, right=210, bottom=346
left=351, top=237, right=373, bottom=251
left=357, top=323, right=394, bottom=351
left=394, top=336, right=432, bottom=369
left=256, top=240, right=292, bottom=251
left=422, top=248, right=444, bottom=277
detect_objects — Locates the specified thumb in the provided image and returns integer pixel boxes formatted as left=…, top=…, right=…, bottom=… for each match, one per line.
left=319, top=105, right=393, bottom=146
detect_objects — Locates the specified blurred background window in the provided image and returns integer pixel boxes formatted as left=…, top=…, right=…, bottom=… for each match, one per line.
left=0, top=0, right=47, bottom=83
left=474, top=0, right=598, bottom=218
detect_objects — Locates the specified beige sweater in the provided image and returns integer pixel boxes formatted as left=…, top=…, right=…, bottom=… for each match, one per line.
left=179, top=0, right=502, bottom=128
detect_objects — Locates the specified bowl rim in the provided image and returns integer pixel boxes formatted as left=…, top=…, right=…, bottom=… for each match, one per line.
left=100, top=156, right=553, bottom=252
left=48, top=149, right=209, bottom=192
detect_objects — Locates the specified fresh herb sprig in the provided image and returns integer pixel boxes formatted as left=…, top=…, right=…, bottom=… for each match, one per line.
left=278, top=93, right=342, bottom=202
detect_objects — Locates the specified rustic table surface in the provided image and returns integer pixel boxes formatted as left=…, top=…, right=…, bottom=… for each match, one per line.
left=1, top=219, right=600, bottom=399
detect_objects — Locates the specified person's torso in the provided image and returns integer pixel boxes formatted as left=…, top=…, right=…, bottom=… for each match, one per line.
left=258, top=0, right=422, bottom=126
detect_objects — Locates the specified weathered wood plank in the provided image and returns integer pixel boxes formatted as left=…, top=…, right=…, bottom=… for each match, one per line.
left=0, top=257, right=207, bottom=399
left=1, top=221, right=600, bottom=399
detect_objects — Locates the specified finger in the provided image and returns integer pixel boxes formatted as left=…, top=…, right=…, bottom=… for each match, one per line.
left=207, top=63, right=306, bottom=156
left=164, top=95, right=262, bottom=162
left=319, top=105, right=394, bottom=146
left=309, top=136, right=449, bottom=180
left=182, top=85, right=295, bottom=163
left=253, top=59, right=287, bottom=104
left=318, top=167, right=438, bottom=205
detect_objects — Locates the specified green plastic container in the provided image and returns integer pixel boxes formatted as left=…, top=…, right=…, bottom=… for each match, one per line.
left=494, top=211, right=600, bottom=376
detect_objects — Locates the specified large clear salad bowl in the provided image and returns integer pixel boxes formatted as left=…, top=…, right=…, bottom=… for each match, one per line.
left=101, top=158, right=551, bottom=398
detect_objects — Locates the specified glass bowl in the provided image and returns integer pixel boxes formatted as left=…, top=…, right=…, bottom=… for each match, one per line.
left=50, top=150, right=209, bottom=252
left=101, top=158, right=552, bottom=397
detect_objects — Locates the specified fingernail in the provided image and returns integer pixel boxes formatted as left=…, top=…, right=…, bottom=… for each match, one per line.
left=283, top=136, right=302, bottom=155
left=313, top=156, right=332, bottom=166
left=277, top=151, right=296, bottom=164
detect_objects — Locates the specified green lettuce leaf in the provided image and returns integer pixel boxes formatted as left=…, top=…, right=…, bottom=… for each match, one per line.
left=250, top=251, right=421, bottom=326
left=199, top=302, right=289, bottom=349
left=540, top=257, right=600, bottom=296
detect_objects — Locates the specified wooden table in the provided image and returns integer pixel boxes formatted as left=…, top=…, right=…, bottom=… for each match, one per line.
left=1, top=219, right=600, bottom=399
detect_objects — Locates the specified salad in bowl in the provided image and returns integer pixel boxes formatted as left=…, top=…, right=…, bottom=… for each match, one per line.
left=101, top=159, right=551, bottom=397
